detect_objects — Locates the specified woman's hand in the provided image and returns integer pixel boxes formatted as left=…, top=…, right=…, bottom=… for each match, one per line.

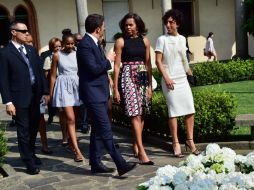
left=114, top=90, right=121, bottom=104
left=165, top=77, right=175, bottom=90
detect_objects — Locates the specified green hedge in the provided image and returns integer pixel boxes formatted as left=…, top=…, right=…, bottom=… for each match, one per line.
left=112, top=88, right=237, bottom=142
left=0, top=125, right=7, bottom=166
left=152, top=59, right=254, bottom=89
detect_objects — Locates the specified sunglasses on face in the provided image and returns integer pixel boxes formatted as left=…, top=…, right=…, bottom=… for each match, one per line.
left=13, top=29, right=29, bottom=34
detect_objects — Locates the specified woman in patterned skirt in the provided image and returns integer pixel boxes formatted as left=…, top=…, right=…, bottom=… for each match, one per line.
left=114, top=13, right=153, bottom=165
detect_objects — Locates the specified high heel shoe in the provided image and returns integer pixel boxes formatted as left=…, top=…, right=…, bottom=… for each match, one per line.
left=138, top=153, right=154, bottom=165
left=172, top=142, right=184, bottom=158
left=139, top=160, right=154, bottom=165
left=185, top=139, right=200, bottom=155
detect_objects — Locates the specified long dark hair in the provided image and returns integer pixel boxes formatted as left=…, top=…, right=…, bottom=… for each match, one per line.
left=207, top=32, right=213, bottom=40
left=119, top=13, right=147, bottom=37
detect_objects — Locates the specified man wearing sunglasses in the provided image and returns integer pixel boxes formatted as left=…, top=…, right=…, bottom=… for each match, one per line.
left=0, top=21, right=49, bottom=175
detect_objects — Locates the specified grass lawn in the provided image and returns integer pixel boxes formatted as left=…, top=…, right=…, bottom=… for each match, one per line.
left=193, top=80, right=254, bottom=135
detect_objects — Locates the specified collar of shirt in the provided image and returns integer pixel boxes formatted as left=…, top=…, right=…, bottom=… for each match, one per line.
left=86, top=32, right=98, bottom=46
left=11, top=40, right=27, bottom=54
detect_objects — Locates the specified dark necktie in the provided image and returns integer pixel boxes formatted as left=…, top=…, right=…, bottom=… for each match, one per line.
left=18, top=46, right=35, bottom=84
left=97, top=42, right=106, bottom=59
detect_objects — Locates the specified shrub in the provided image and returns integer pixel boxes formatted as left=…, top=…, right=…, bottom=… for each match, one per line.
left=112, top=88, right=237, bottom=142
left=0, top=125, right=7, bottom=166
left=152, top=59, right=254, bottom=89
left=192, top=88, right=237, bottom=141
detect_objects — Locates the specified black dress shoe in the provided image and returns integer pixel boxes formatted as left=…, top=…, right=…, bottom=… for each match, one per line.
left=91, top=163, right=115, bottom=174
left=118, top=162, right=137, bottom=176
left=26, top=167, right=40, bottom=175
left=81, top=126, right=90, bottom=134
left=114, top=143, right=120, bottom=149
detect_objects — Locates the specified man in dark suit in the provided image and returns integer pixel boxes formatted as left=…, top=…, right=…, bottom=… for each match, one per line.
left=0, top=21, right=49, bottom=175
left=77, top=14, right=136, bottom=176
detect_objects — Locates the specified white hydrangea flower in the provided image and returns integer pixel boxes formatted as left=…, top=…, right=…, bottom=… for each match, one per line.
left=156, top=165, right=178, bottom=183
left=192, top=171, right=207, bottom=182
left=224, top=162, right=235, bottom=173
left=221, top=147, right=236, bottom=159
left=245, top=152, right=254, bottom=169
left=138, top=181, right=149, bottom=188
left=147, top=184, right=161, bottom=190
left=160, top=186, right=173, bottom=190
left=206, top=144, right=221, bottom=156
left=189, top=178, right=218, bottom=190
left=244, top=172, right=254, bottom=188
left=174, top=183, right=189, bottom=190
left=138, top=144, right=254, bottom=190
left=172, top=170, right=188, bottom=186
left=235, top=155, right=247, bottom=164
left=221, top=172, right=245, bottom=189
left=186, top=154, right=205, bottom=172
left=218, top=184, right=239, bottom=190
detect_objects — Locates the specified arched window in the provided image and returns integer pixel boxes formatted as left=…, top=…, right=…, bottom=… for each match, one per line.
left=14, top=5, right=29, bottom=29
left=0, top=5, right=10, bottom=47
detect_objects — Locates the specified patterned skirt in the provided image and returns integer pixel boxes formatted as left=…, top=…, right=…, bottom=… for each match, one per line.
left=118, top=61, right=151, bottom=117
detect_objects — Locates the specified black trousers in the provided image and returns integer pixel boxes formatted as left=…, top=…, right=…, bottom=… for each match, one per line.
left=14, top=95, right=40, bottom=169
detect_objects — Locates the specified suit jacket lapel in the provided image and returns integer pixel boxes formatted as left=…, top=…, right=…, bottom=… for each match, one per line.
left=85, top=34, right=104, bottom=59
left=9, top=42, right=29, bottom=66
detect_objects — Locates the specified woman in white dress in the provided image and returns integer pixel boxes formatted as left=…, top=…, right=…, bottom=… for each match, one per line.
left=204, top=32, right=217, bottom=61
left=155, top=9, right=199, bottom=157
left=50, top=30, right=84, bottom=162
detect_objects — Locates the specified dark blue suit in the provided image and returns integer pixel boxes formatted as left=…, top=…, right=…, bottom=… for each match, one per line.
left=77, top=34, right=126, bottom=169
left=0, top=42, right=48, bottom=170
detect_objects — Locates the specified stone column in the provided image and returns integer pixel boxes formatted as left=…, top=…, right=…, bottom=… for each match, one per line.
left=235, top=0, right=248, bottom=58
left=161, top=0, right=172, bottom=34
left=75, top=0, right=88, bottom=35
left=161, top=0, right=172, bottom=14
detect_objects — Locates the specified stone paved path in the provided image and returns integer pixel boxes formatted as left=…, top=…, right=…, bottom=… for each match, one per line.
left=2, top=121, right=184, bottom=190
left=0, top=98, right=184, bottom=190
left=0, top=97, right=252, bottom=190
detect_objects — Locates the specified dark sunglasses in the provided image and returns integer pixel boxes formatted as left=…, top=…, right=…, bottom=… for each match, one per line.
left=14, top=29, right=29, bottom=34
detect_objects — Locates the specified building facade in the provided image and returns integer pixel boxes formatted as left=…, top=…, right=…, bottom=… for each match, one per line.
left=0, top=0, right=253, bottom=64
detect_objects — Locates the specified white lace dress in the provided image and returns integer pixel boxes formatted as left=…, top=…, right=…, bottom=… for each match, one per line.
left=155, top=34, right=195, bottom=117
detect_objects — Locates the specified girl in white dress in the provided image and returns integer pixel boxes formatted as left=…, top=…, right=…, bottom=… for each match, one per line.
left=155, top=9, right=199, bottom=157
left=50, top=31, right=84, bottom=162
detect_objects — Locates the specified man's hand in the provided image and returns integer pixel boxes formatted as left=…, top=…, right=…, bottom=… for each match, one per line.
left=6, top=104, right=16, bottom=116
left=41, top=95, right=50, bottom=105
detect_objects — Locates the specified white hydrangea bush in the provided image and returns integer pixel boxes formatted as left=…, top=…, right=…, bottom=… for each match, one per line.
left=137, top=144, right=254, bottom=190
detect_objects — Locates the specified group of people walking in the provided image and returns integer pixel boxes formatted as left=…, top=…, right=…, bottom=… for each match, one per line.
left=0, top=9, right=199, bottom=176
